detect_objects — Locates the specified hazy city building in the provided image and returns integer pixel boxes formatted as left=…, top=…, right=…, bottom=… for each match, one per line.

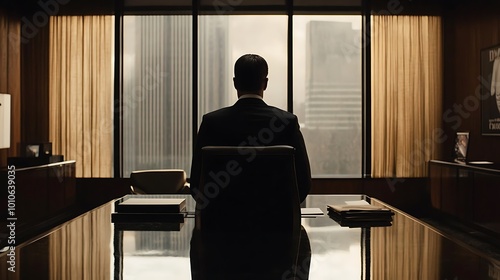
left=122, top=16, right=229, bottom=178
left=305, top=20, right=361, bottom=130
left=198, top=16, right=230, bottom=119
left=303, top=20, right=362, bottom=176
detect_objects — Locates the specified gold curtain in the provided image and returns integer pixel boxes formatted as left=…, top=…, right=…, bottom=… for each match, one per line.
left=49, top=16, right=113, bottom=177
left=49, top=203, right=112, bottom=280
left=371, top=16, right=442, bottom=177
left=371, top=212, right=442, bottom=279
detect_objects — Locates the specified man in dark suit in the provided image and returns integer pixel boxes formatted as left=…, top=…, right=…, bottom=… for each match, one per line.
left=190, top=54, right=311, bottom=203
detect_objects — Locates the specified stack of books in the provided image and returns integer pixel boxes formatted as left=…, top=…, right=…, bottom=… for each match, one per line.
left=327, top=201, right=394, bottom=228
left=111, top=195, right=187, bottom=230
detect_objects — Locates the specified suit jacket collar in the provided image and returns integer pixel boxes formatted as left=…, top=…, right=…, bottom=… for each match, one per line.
left=234, top=97, right=267, bottom=107
left=238, top=93, right=263, bottom=100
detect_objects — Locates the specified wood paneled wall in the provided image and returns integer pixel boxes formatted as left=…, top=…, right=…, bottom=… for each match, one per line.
left=442, top=1, right=500, bottom=163
left=21, top=20, right=49, bottom=144
left=0, top=9, right=21, bottom=168
left=0, top=8, right=50, bottom=168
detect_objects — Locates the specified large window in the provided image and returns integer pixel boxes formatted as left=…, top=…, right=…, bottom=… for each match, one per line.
left=294, top=16, right=362, bottom=177
left=198, top=15, right=287, bottom=122
left=45, top=6, right=442, bottom=181
left=122, top=16, right=193, bottom=177
left=120, top=13, right=363, bottom=178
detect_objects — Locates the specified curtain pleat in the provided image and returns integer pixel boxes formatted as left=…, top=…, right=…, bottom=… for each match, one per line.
left=49, top=203, right=112, bottom=279
left=371, top=16, right=443, bottom=177
left=49, top=16, right=113, bottom=177
left=371, top=207, right=441, bottom=279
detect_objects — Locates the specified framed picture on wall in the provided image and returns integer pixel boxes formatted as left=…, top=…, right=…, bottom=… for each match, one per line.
left=454, top=132, right=469, bottom=164
left=481, top=43, right=500, bottom=135
left=25, top=144, right=40, bottom=157
left=22, top=142, right=52, bottom=158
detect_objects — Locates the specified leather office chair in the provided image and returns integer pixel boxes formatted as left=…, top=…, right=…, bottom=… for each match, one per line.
left=129, top=169, right=190, bottom=194
left=191, top=145, right=302, bottom=279
left=195, top=145, right=301, bottom=232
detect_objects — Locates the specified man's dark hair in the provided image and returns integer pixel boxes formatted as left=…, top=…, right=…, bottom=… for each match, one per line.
left=234, top=54, right=268, bottom=92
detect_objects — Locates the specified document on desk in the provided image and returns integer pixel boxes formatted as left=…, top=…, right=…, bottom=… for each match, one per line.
left=112, top=196, right=187, bottom=225
left=345, top=200, right=371, bottom=206
left=301, top=208, right=324, bottom=216
left=327, top=203, right=391, bottom=213
left=327, top=200, right=394, bottom=221
left=116, top=197, right=186, bottom=213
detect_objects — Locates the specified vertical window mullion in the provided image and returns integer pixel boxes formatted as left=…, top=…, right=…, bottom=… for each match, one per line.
left=114, top=1, right=123, bottom=178
left=362, top=0, right=371, bottom=178
left=192, top=0, right=199, bottom=153
left=287, top=0, right=294, bottom=113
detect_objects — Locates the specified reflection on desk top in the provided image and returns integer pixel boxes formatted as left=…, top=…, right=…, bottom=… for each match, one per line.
left=1, top=194, right=499, bottom=280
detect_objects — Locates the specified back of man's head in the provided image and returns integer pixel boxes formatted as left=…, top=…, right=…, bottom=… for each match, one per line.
left=234, top=54, right=268, bottom=92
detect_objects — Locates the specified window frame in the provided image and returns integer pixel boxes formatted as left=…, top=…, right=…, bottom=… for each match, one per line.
left=113, top=0, right=371, bottom=178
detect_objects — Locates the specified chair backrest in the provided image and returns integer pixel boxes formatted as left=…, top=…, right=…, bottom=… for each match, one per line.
left=195, top=145, right=301, bottom=233
left=192, top=146, right=302, bottom=278
left=130, top=169, right=188, bottom=194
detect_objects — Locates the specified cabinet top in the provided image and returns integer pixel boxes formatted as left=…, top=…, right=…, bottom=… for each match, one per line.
left=2, top=160, right=76, bottom=172
left=429, top=159, right=500, bottom=175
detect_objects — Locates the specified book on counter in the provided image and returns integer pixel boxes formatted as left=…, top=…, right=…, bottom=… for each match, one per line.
left=327, top=203, right=394, bottom=217
left=326, top=200, right=394, bottom=227
left=327, top=212, right=393, bottom=228
left=111, top=212, right=186, bottom=224
left=115, top=197, right=186, bottom=213
left=112, top=195, right=187, bottom=225
left=113, top=221, right=184, bottom=231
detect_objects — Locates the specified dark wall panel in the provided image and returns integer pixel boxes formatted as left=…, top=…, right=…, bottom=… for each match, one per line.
left=21, top=22, right=49, bottom=143
left=0, top=7, right=50, bottom=168
left=442, top=1, right=500, bottom=163
left=0, top=9, right=21, bottom=168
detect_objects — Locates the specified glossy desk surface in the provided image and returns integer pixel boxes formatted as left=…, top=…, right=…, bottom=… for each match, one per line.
left=1, top=194, right=500, bottom=279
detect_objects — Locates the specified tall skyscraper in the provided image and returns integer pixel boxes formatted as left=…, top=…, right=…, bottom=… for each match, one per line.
left=198, top=16, right=230, bottom=119
left=303, top=20, right=362, bottom=176
left=305, top=21, right=361, bottom=130
left=122, top=16, right=193, bottom=177
left=122, top=16, right=229, bottom=178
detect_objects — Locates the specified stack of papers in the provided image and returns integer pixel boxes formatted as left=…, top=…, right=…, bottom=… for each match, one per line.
left=327, top=200, right=394, bottom=228
left=115, top=197, right=186, bottom=213
left=301, top=208, right=324, bottom=216
left=111, top=196, right=187, bottom=226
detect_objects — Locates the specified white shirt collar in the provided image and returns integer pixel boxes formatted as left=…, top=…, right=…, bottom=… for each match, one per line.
left=238, top=94, right=263, bottom=100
